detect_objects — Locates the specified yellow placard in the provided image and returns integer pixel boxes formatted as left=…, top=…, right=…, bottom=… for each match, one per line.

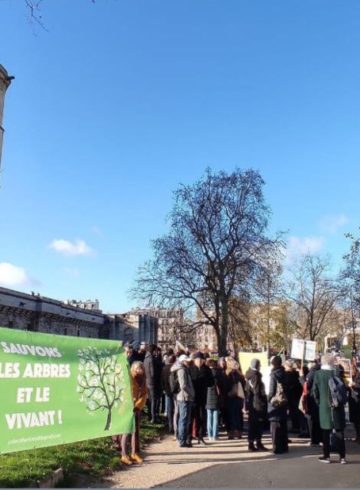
left=238, top=351, right=269, bottom=374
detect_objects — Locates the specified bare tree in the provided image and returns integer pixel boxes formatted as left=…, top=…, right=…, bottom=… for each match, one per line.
left=340, top=230, right=360, bottom=354
left=253, top=251, right=284, bottom=354
left=287, top=254, right=339, bottom=341
left=132, top=168, right=281, bottom=355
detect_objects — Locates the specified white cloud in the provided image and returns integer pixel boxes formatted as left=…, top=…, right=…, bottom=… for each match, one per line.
left=285, top=236, right=324, bottom=264
left=0, top=262, right=32, bottom=287
left=319, top=214, right=349, bottom=234
left=49, top=239, right=94, bottom=257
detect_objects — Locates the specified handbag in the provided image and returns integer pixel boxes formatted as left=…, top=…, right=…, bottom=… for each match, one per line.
left=237, top=381, right=245, bottom=399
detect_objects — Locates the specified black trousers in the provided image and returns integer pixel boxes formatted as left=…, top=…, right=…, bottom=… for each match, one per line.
left=322, top=429, right=345, bottom=459
left=248, top=411, right=264, bottom=443
left=306, top=412, right=322, bottom=444
left=270, top=419, right=288, bottom=454
left=192, top=404, right=207, bottom=439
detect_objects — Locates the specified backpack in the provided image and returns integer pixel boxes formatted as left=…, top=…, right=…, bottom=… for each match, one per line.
left=169, top=370, right=180, bottom=395
left=270, top=380, right=288, bottom=407
left=328, top=376, right=347, bottom=408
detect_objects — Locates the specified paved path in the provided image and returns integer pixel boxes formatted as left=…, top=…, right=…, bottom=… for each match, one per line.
left=97, top=426, right=360, bottom=488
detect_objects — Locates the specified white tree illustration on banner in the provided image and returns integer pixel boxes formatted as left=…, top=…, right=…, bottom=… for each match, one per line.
left=77, top=347, right=125, bottom=430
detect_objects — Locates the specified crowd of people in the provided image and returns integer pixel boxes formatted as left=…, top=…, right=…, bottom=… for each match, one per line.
left=115, top=341, right=360, bottom=466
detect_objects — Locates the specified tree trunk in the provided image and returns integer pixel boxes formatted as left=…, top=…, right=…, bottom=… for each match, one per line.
left=218, top=298, right=229, bottom=356
left=104, top=409, right=112, bottom=431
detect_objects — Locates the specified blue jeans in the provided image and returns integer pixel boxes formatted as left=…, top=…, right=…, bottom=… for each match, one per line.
left=207, top=409, right=219, bottom=438
left=165, top=395, right=174, bottom=432
left=178, top=401, right=192, bottom=446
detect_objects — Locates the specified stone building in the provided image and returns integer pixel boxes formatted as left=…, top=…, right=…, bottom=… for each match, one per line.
left=0, top=287, right=104, bottom=338
left=148, top=308, right=187, bottom=351
left=122, top=310, right=158, bottom=345
left=0, top=287, right=158, bottom=345
left=0, top=64, right=13, bottom=168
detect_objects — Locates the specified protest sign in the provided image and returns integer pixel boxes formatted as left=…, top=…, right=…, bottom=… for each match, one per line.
left=0, top=327, right=134, bottom=454
left=291, top=338, right=317, bottom=361
left=238, top=351, right=269, bottom=374
left=238, top=351, right=270, bottom=394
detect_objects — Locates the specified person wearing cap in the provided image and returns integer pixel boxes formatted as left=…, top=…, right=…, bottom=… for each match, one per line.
left=189, top=352, right=214, bottom=444
left=171, top=354, right=195, bottom=447
left=245, top=359, right=268, bottom=451
left=268, top=355, right=289, bottom=454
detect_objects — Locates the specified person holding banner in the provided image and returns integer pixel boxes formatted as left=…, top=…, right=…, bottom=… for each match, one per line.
left=119, top=361, right=148, bottom=465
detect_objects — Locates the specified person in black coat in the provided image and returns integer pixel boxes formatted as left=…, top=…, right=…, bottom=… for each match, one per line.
left=284, top=360, right=303, bottom=433
left=349, top=369, right=360, bottom=443
left=206, top=359, right=221, bottom=441
left=143, top=344, right=161, bottom=423
left=305, top=361, right=322, bottom=446
left=189, top=352, right=214, bottom=444
left=268, top=356, right=289, bottom=454
left=161, top=355, right=176, bottom=433
left=224, top=357, right=246, bottom=439
left=245, top=359, right=268, bottom=451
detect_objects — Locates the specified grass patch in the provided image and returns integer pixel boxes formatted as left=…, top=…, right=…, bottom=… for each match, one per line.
left=0, top=418, right=165, bottom=488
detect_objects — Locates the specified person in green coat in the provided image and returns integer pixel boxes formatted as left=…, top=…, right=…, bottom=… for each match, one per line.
left=312, top=353, right=347, bottom=464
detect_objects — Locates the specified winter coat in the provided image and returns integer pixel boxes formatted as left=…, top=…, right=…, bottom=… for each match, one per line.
left=143, top=352, right=154, bottom=389
left=312, top=368, right=346, bottom=431
left=171, top=362, right=195, bottom=402
left=284, top=369, right=303, bottom=406
left=268, top=366, right=288, bottom=421
left=206, top=367, right=221, bottom=410
left=224, top=369, right=246, bottom=406
left=132, top=374, right=148, bottom=411
left=349, top=373, right=360, bottom=426
left=153, top=355, right=163, bottom=396
left=161, top=364, right=173, bottom=397
left=305, top=365, right=321, bottom=416
left=190, top=364, right=214, bottom=407
left=245, top=368, right=267, bottom=416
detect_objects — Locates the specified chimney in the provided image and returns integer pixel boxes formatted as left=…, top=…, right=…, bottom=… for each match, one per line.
left=0, top=65, right=14, bottom=169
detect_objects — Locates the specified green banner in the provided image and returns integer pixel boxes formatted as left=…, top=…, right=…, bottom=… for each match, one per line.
left=0, top=327, right=134, bottom=454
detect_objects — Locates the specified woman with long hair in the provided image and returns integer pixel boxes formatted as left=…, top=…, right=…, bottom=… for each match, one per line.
left=118, top=361, right=148, bottom=465
left=224, top=357, right=246, bottom=439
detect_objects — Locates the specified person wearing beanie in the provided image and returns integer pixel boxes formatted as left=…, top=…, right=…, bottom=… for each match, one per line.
left=268, top=355, right=289, bottom=454
left=245, top=359, right=268, bottom=451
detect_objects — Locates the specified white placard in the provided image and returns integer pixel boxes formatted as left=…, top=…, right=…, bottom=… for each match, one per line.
left=291, top=339, right=305, bottom=359
left=304, top=340, right=317, bottom=361
left=291, top=339, right=317, bottom=361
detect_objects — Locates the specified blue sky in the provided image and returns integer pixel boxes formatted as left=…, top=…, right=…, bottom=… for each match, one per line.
left=0, top=0, right=360, bottom=312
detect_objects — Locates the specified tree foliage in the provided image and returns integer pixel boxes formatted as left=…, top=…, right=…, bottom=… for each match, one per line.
left=133, top=168, right=281, bottom=355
